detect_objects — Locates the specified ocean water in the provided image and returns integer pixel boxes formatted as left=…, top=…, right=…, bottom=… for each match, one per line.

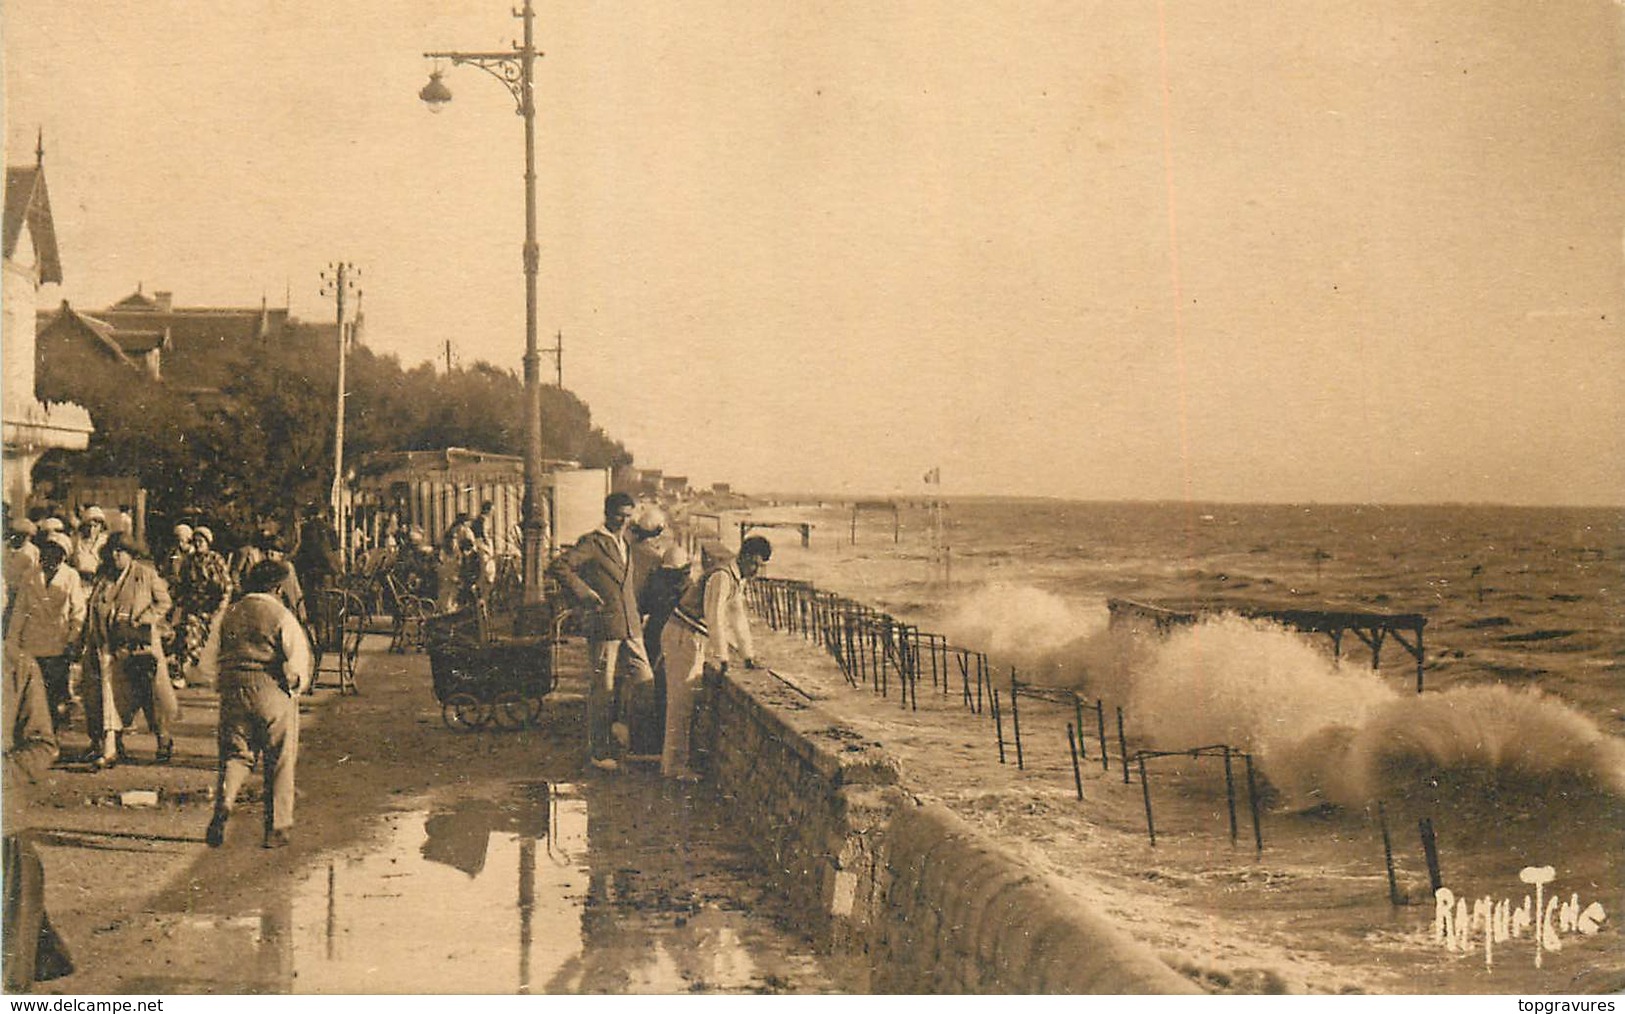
left=720, top=498, right=1625, bottom=992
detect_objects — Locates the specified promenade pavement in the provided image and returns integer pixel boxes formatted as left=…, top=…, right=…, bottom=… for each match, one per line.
left=19, top=633, right=529, bottom=993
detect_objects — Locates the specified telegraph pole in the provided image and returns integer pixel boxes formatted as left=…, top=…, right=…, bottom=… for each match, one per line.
left=543, top=329, right=562, bottom=386
left=320, top=262, right=359, bottom=571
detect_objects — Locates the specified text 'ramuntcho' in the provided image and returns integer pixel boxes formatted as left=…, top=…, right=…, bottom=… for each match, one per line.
left=1434, top=866, right=1607, bottom=969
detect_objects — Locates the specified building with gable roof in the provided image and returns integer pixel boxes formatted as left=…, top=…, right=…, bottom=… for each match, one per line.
left=3, top=149, right=93, bottom=507
left=37, top=299, right=144, bottom=371
left=37, top=286, right=294, bottom=388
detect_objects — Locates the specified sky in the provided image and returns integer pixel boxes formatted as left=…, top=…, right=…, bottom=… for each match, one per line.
left=5, top=1, right=1623, bottom=504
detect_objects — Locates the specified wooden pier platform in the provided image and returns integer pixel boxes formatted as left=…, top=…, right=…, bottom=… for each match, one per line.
left=1106, top=597, right=1429, bottom=693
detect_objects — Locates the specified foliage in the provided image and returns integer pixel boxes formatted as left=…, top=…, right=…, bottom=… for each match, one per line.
left=34, top=321, right=633, bottom=535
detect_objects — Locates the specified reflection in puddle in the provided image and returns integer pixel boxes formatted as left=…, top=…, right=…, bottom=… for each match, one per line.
left=249, top=781, right=838, bottom=994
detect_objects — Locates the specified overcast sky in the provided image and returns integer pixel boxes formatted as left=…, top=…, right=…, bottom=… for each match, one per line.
left=5, top=1, right=1622, bottom=504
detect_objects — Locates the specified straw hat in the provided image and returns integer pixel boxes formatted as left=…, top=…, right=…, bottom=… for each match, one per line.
left=631, top=503, right=667, bottom=534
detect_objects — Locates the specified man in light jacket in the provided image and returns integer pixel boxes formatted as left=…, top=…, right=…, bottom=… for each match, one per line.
left=4, top=534, right=86, bottom=729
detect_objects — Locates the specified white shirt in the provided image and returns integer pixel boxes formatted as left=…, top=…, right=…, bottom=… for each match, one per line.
left=594, top=525, right=627, bottom=563
left=703, top=563, right=754, bottom=663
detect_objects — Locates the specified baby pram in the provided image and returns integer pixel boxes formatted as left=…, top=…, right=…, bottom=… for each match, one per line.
left=424, top=606, right=557, bottom=731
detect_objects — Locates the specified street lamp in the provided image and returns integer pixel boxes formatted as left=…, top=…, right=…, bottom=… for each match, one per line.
left=420, top=0, right=549, bottom=611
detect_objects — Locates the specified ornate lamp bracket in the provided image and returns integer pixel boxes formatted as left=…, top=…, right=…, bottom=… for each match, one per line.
left=451, top=53, right=527, bottom=114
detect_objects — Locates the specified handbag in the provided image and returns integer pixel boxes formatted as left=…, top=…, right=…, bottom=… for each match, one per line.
left=108, top=615, right=154, bottom=654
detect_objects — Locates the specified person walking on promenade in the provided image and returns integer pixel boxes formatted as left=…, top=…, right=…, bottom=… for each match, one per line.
left=206, top=560, right=312, bottom=850
left=437, top=513, right=477, bottom=612
left=393, top=528, right=437, bottom=600
left=79, top=532, right=176, bottom=768
left=68, top=506, right=108, bottom=585
left=173, top=526, right=231, bottom=685
left=468, top=502, right=499, bottom=603
left=548, top=493, right=656, bottom=771
left=4, top=534, right=86, bottom=730
left=162, top=523, right=194, bottom=671
left=165, top=523, right=193, bottom=587
left=659, top=535, right=771, bottom=781
left=257, top=534, right=306, bottom=621
left=293, top=506, right=342, bottom=598
left=3, top=518, right=40, bottom=627
left=228, top=527, right=267, bottom=597
left=3, top=642, right=73, bottom=991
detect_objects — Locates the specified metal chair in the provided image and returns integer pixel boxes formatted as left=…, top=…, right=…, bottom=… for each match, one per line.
left=384, top=572, right=437, bottom=654
left=312, top=587, right=366, bottom=694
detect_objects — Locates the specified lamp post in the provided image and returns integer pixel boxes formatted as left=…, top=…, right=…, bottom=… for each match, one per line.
left=421, top=0, right=549, bottom=609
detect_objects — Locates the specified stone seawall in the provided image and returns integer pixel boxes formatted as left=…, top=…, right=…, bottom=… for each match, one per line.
left=694, top=665, right=1197, bottom=994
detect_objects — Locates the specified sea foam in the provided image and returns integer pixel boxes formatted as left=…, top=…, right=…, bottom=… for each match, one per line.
left=954, top=584, right=1625, bottom=808
left=939, top=581, right=1109, bottom=684
left=1131, top=614, right=1625, bottom=806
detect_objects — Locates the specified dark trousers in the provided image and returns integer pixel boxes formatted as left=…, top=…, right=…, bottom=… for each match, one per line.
left=34, top=656, right=72, bottom=725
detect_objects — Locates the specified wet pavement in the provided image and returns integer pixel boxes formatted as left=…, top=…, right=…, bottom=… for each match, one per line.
left=28, top=635, right=860, bottom=995
left=118, top=773, right=851, bottom=994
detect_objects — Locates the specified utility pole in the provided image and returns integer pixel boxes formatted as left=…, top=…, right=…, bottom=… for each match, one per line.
left=542, top=329, right=562, bottom=386
left=320, top=262, right=359, bottom=572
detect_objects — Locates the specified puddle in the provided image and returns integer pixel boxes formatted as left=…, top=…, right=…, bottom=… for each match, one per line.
left=150, top=779, right=848, bottom=994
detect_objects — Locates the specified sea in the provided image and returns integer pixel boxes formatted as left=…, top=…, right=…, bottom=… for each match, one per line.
left=707, top=498, right=1625, bottom=993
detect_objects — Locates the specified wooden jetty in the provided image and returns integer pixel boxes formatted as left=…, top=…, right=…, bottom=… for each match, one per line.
left=740, top=518, right=814, bottom=548
left=1106, top=597, right=1429, bottom=693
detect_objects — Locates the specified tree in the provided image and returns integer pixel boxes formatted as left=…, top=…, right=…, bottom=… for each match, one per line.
left=34, top=318, right=634, bottom=538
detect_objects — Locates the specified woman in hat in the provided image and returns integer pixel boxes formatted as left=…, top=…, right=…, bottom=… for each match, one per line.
left=165, top=524, right=194, bottom=587
left=68, top=507, right=108, bottom=585
left=79, top=532, right=176, bottom=767
left=173, top=526, right=230, bottom=683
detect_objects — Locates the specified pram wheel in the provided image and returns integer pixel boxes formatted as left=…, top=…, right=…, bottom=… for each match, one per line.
left=442, top=692, right=486, bottom=732
left=491, top=690, right=530, bottom=731
left=523, top=694, right=545, bottom=727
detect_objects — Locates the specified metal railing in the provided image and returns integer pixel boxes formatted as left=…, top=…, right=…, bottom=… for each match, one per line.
left=745, top=575, right=1460, bottom=902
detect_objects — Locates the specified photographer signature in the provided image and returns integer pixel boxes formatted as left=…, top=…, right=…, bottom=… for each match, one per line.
left=1434, top=866, right=1607, bottom=969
